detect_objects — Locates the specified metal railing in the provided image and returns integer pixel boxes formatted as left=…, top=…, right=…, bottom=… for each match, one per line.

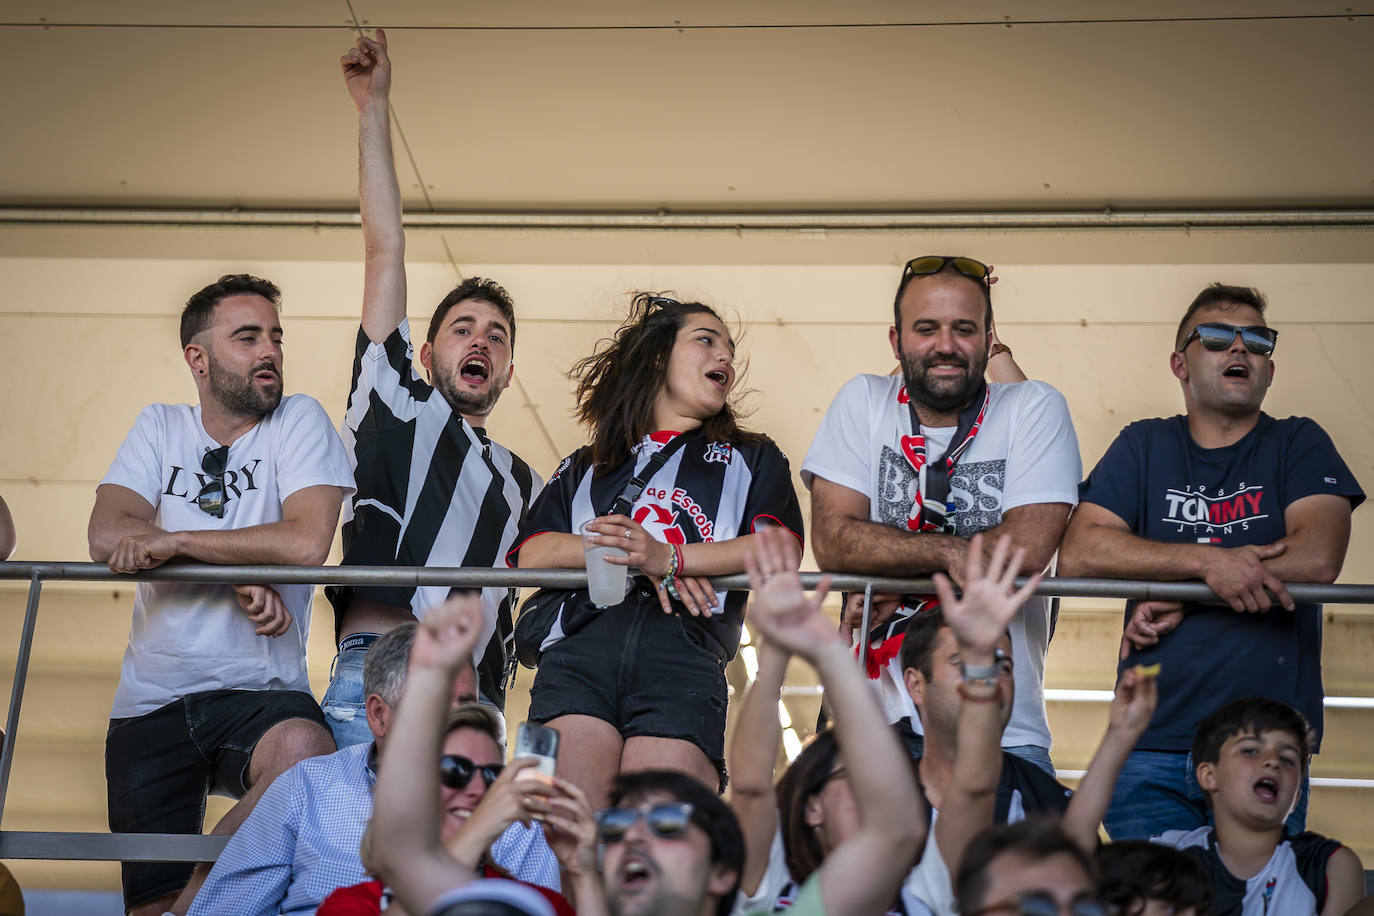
left=0, top=560, right=1370, bottom=863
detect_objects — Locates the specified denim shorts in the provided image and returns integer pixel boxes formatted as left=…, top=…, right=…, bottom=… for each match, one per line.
left=105, top=688, right=327, bottom=910
left=528, top=590, right=729, bottom=791
left=323, top=642, right=508, bottom=751
left=321, top=645, right=374, bottom=750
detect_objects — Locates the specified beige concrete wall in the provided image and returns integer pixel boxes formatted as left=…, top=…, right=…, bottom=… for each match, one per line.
left=1, top=231, right=1372, bottom=887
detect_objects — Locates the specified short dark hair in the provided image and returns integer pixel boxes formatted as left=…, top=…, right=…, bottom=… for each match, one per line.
left=898, top=607, right=948, bottom=685
left=609, top=770, right=743, bottom=916
left=426, top=276, right=517, bottom=349
left=1174, top=282, right=1268, bottom=350
left=1095, top=840, right=1212, bottom=914
left=1191, top=696, right=1312, bottom=777
left=955, top=817, right=1096, bottom=915
left=893, top=258, right=993, bottom=334
left=180, top=274, right=282, bottom=348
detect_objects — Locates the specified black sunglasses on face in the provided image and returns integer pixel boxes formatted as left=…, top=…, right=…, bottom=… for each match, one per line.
left=971, top=890, right=1109, bottom=916
left=900, top=255, right=993, bottom=285
left=595, top=802, right=695, bottom=844
left=438, top=754, right=504, bottom=790
left=1179, top=322, right=1278, bottom=356
left=196, top=445, right=230, bottom=518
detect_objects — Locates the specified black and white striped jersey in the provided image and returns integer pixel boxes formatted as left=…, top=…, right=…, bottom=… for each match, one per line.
left=508, top=430, right=802, bottom=660
left=327, top=321, right=542, bottom=707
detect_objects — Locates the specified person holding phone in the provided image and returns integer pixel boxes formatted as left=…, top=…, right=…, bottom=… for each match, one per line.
left=509, top=293, right=804, bottom=806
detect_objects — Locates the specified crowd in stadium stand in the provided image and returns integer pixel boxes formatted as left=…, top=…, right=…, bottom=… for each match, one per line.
left=2, top=25, right=1365, bottom=916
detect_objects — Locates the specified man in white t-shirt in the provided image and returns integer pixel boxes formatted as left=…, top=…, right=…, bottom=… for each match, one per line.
left=802, top=255, right=1080, bottom=772
left=88, top=274, right=354, bottom=916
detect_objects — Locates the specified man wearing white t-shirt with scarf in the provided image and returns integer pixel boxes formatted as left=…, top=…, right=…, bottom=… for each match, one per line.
left=88, top=274, right=354, bottom=916
left=802, top=256, right=1080, bottom=774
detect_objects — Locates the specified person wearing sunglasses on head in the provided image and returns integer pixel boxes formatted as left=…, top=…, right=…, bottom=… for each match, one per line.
left=953, top=817, right=1108, bottom=916
left=803, top=255, right=1082, bottom=776
left=1060, top=283, right=1365, bottom=842
left=87, top=274, right=353, bottom=916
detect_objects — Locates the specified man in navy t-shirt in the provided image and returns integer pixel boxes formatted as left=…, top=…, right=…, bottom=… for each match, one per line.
left=1059, top=282, right=1364, bottom=841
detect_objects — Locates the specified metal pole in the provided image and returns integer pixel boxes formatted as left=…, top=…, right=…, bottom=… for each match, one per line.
left=0, top=573, right=42, bottom=825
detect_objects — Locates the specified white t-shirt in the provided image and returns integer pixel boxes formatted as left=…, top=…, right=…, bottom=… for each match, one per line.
left=801, top=376, right=1081, bottom=750
left=101, top=395, right=354, bottom=717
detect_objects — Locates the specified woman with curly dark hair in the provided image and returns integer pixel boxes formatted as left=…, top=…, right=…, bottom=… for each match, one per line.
left=508, top=293, right=803, bottom=806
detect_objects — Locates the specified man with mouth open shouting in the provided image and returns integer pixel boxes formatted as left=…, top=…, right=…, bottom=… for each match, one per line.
left=1060, top=283, right=1364, bottom=841
left=324, top=28, right=542, bottom=747
left=802, top=256, right=1082, bottom=775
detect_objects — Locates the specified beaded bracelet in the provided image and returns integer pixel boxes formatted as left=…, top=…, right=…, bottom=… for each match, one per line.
left=661, top=543, right=683, bottom=601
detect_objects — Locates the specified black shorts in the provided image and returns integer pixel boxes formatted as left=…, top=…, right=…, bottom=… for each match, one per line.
left=105, top=688, right=327, bottom=910
left=528, top=589, right=730, bottom=791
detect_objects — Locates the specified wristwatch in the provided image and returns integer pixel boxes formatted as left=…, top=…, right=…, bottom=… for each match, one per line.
left=988, top=342, right=1013, bottom=360
left=960, top=648, right=1010, bottom=687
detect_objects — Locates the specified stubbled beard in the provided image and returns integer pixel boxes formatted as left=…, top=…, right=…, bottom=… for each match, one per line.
left=898, top=346, right=987, bottom=413
left=433, top=358, right=506, bottom=420
left=207, top=354, right=281, bottom=416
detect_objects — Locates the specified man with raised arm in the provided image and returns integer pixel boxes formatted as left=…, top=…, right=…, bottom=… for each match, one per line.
left=802, top=256, right=1081, bottom=773
left=88, top=274, right=352, bottom=916
left=326, top=29, right=541, bottom=746
left=1059, top=282, right=1364, bottom=840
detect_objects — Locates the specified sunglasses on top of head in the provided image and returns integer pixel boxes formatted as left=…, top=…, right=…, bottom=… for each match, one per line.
left=438, top=754, right=504, bottom=791
left=595, top=802, right=696, bottom=844
left=1179, top=322, right=1278, bottom=357
left=900, top=255, right=992, bottom=286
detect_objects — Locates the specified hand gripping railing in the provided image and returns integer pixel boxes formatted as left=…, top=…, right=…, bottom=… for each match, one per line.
left=0, top=560, right=1370, bottom=863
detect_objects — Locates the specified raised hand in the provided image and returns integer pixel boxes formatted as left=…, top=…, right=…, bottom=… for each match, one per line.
left=743, top=526, right=834, bottom=661
left=231, top=583, right=293, bottom=637
left=411, top=593, right=483, bottom=675
left=341, top=28, right=391, bottom=111
left=1120, top=599, right=1184, bottom=659
left=934, top=533, right=1040, bottom=658
left=1108, top=665, right=1159, bottom=740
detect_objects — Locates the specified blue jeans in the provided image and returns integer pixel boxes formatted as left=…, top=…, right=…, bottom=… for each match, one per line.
left=1005, top=744, right=1056, bottom=777
left=321, top=645, right=509, bottom=752
left=1104, top=748, right=1309, bottom=840
left=321, top=646, right=373, bottom=749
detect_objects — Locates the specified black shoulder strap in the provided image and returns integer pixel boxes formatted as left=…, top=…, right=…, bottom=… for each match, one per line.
left=609, top=432, right=694, bottom=516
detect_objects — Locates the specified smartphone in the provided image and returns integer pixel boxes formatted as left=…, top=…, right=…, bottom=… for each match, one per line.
left=513, top=721, right=559, bottom=788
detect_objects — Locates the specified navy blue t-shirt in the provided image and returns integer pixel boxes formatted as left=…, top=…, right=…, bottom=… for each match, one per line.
left=1078, top=414, right=1363, bottom=752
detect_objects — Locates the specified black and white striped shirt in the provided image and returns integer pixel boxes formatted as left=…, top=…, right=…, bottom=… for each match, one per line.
left=508, top=430, right=802, bottom=660
left=327, top=321, right=542, bottom=707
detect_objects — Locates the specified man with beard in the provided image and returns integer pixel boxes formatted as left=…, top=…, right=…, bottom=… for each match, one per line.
left=323, top=29, right=542, bottom=748
left=802, top=256, right=1081, bottom=772
left=1061, top=283, right=1364, bottom=840
left=88, top=273, right=353, bottom=916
